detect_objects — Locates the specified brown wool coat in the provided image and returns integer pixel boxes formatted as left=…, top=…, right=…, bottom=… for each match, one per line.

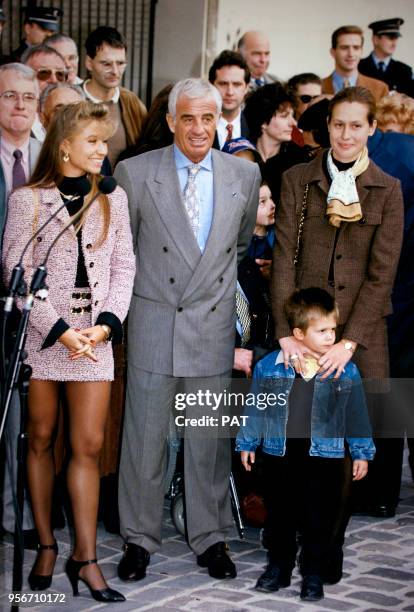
left=321, top=73, right=389, bottom=103
left=271, top=153, right=404, bottom=379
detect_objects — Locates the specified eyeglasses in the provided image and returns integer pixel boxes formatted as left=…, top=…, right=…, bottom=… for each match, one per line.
left=0, top=91, right=38, bottom=104
left=97, top=61, right=128, bottom=73
left=298, top=94, right=320, bottom=104
left=35, top=68, right=68, bottom=82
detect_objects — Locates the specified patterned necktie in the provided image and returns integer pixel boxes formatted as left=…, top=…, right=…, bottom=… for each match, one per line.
left=12, top=149, right=26, bottom=189
left=378, top=61, right=386, bottom=73
left=183, top=164, right=200, bottom=239
left=254, top=78, right=264, bottom=88
left=225, top=123, right=233, bottom=142
left=343, top=78, right=351, bottom=89
left=236, top=287, right=251, bottom=347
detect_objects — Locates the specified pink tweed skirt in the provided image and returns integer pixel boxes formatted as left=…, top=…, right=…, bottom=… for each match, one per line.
left=25, top=289, right=114, bottom=382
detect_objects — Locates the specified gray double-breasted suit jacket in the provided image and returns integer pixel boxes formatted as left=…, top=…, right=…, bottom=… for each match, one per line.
left=115, top=144, right=261, bottom=377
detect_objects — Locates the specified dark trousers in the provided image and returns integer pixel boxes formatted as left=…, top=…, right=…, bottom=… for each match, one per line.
left=263, top=440, right=344, bottom=576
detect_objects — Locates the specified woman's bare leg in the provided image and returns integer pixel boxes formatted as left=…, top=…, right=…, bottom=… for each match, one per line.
left=27, top=380, right=60, bottom=575
left=65, top=380, right=111, bottom=589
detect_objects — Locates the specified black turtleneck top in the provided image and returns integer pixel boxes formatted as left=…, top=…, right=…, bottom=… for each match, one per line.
left=59, top=175, right=89, bottom=288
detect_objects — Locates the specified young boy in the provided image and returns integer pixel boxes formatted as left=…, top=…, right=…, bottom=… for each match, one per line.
left=236, top=287, right=375, bottom=601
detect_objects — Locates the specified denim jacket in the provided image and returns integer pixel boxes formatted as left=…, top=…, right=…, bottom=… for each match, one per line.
left=236, top=349, right=376, bottom=460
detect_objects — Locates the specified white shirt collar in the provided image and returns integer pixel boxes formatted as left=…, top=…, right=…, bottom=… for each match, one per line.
left=83, top=79, right=120, bottom=104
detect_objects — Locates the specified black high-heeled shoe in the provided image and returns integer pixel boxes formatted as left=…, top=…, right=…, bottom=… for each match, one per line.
left=28, top=541, right=58, bottom=591
left=65, top=557, right=125, bottom=602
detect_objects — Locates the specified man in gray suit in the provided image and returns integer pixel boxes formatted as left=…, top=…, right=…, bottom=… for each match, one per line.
left=0, top=62, right=41, bottom=545
left=115, top=78, right=260, bottom=580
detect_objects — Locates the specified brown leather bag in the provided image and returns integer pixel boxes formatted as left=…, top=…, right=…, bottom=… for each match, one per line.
left=241, top=492, right=268, bottom=527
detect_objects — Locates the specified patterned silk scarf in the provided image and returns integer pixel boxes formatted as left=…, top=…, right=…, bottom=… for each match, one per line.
left=326, top=147, right=369, bottom=228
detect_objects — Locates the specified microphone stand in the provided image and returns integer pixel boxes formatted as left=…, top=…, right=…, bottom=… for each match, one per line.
left=1, top=185, right=104, bottom=611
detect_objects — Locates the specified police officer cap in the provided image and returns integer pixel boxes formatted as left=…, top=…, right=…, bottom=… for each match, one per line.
left=368, top=18, right=404, bottom=37
left=0, top=1, right=6, bottom=23
left=24, top=6, right=63, bottom=31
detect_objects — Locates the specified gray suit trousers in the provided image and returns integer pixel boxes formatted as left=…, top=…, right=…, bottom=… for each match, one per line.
left=118, top=364, right=233, bottom=555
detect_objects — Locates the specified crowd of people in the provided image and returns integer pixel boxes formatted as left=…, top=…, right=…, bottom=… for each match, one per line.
left=0, top=3, right=413, bottom=605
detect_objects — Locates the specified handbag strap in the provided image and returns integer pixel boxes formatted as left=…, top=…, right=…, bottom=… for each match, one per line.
left=32, top=188, right=40, bottom=236
left=293, top=183, right=309, bottom=266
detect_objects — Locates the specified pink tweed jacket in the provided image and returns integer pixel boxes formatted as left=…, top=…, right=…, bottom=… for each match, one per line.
left=2, top=184, right=136, bottom=343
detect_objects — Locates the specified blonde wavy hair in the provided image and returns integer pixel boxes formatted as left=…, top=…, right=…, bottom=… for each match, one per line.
left=28, top=100, right=115, bottom=246
left=376, top=92, right=414, bottom=135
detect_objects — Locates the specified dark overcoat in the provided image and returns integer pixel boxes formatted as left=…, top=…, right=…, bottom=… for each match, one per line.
left=271, top=152, right=404, bottom=378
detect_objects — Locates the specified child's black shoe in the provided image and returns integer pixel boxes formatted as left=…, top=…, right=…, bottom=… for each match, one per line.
left=255, top=563, right=291, bottom=592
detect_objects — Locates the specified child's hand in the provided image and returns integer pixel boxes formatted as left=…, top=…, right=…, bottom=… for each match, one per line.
left=352, top=459, right=368, bottom=481
left=241, top=451, right=255, bottom=471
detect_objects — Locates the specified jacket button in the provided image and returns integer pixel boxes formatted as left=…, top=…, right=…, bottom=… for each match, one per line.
left=163, top=246, right=168, bottom=252
left=89, top=262, right=94, bottom=268
left=358, top=217, right=366, bottom=225
left=211, top=306, right=216, bottom=312
left=219, top=277, right=223, bottom=283
left=86, top=243, right=92, bottom=249
left=169, top=278, right=175, bottom=284
left=94, top=282, right=98, bottom=287
left=177, top=307, right=183, bottom=312
left=328, top=280, right=335, bottom=287
left=95, top=300, right=99, bottom=305
left=36, top=236, right=42, bottom=242
left=336, top=254, right=342, bottom=260
left=338, top=285, right=345, bottom=291
left=226, top=247, right=231, bottom=253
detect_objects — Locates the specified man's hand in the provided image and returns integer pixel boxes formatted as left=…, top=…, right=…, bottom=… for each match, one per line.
left=318, top=339, right=356, bottom=379
left=255, top=258, right=272, bottom=280
left=233, top=348, right=253, bottom=377
left=352, top=459, right=368, bottom=481
left=241, top=450, right=255, bottom=471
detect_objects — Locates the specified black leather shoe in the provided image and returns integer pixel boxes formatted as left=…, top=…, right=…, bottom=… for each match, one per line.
left=321, top=550, right=343, bottom=585
left=372, top=504, right=396, bottom=518
left=300, top=574, right=324, bottom=601
left=66, top=557, right=125, bottom=602
left=117, top=543, right=150, bottom=581
left=255, top=564, right=291, bottom=592
left=197, top=542, right=237, bottom=579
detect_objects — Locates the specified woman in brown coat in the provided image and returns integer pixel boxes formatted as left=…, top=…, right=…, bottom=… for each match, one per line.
left=271, top=86, right=404, bottom=583
left=272, top=87, right=404, bottom=379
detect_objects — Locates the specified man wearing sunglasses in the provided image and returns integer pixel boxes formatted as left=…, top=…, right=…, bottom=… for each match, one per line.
left=21, top=44, right=67, bottom=142
left=287, top=73, right=322, bottom=119
left=359, top=18, right=413, bottom=97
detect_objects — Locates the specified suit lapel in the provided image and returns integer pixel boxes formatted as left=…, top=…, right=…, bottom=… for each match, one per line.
left=145, top=146, right=202, bottom=270
left=41, top=186, right=76, bottom=238
left=180, top=150, right=238, bottom=300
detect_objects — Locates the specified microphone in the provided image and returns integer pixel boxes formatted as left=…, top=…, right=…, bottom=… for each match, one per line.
left=3, top=177, right=91, bottom=313
left=29, top=177, right=117, bottom=297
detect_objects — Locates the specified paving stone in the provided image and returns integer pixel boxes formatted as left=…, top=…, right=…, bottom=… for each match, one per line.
left=402, top=606, right=414, bottom=612
left=359, top=554, right=409, bottom=568
left=353, top=529, right=402, bottom=541
left=195, top=588, right=254, bottom=602
left=366, top=567, right=414, bottom=582
left=353, top=542, right=402, bottom=553
left=314, top=598, right=358, bottom=610
left=243, top=599, right=302, bottom=611
left=346, top=590, right=403, bottom=607
left=348, top=576, right=405, bottom=591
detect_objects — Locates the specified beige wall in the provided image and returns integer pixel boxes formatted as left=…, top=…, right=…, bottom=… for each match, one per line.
left=213, top=0, right=414, bottom=81
left=153, top=0, right=207, bottom=95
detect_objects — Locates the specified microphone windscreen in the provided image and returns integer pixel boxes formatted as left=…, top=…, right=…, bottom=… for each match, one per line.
left=77, top=176, right=92, bottom=197
left=98, top=176, right=117, bottom=195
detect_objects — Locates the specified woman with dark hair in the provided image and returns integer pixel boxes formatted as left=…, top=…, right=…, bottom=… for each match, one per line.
left=271, top=86, right=404, bottom=589
left=243, top=82, right=310, bottom=200
left=117, top=84, right=174, bottom=162
left=2, top=101, right=135, bottom=601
